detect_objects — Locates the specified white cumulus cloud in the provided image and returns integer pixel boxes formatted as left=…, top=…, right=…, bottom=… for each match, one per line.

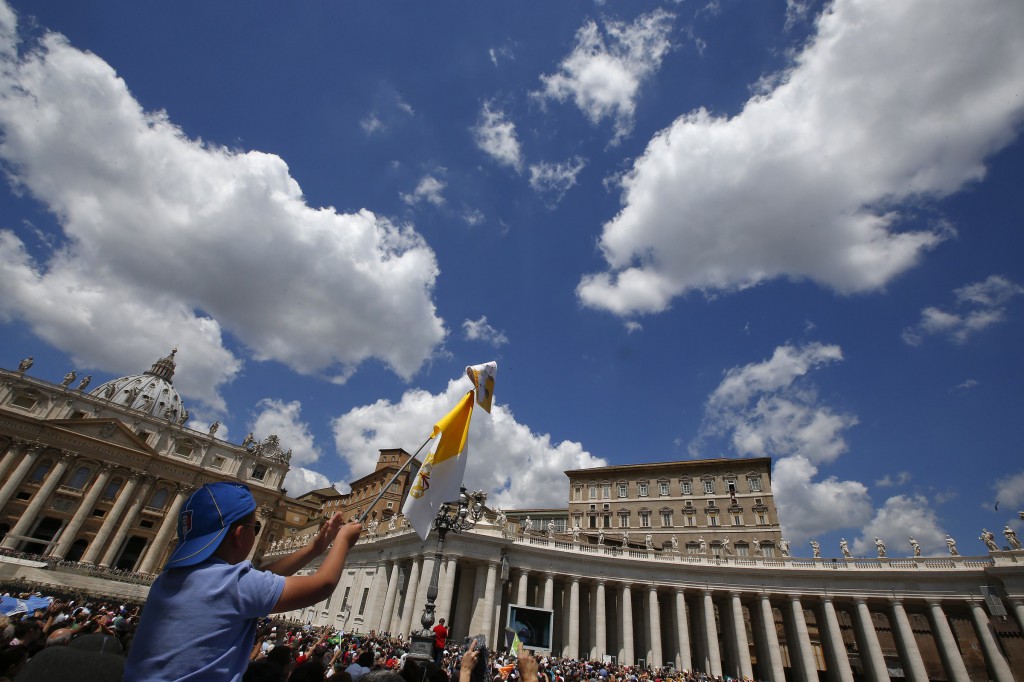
left=472, top=102, right=523, bottom=172
left=252, top=399, right=322, bottom=466
left=0, top=10, right=446, bottom=410
left=330, top=378, right=607, bottom=509
left=902, top=275, right=1024, bottom=346
left=578, top=0, right=1024, bottom=315
left=533, top=9, right=675, bottom=145
left=462, top=316, right=509, bottom=347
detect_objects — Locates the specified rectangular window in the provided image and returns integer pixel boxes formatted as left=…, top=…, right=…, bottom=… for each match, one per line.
left=603, top=515, right=611, bottom=528
left=640, top=513, right=651, bottom=528
left=703, top=480, right=715, bottom=494
left=386, top=501, right=393, bottom=509
left=602, top=484, right=611, bottom=499
left=732, top=514, right=743, bottom=526
left=686, top=516, right=696, bottom=527
left=748, top=477, right=763, bottom=492
left=763, top=546, right=775, bottom=558
left=174, top=443, right=194, bottom=458
left=210, top=456, right=224, bottom=469
left=343, top=587, right=351, bottom=605
left=681, top=481, right=692, bottom=495
left=708, top=515, right=719, bottom=527
left=638, top=483, right=649, bottom=497
left=619, top=515, right=629, bottom=528
left=618, top=484, right=628, bottom=498
left=358, top=588, right=369, bottom=614
left=251, top=465, right=267, bottom=481
left=659, top=482, right=669, bottom=496
left=574, top=487, right=582, bottom=501
left=758, top=514, right=767, bottom=525
left=11, top=394, right=38, bottom=409
left=687, top=545, right=699, bottom=555
left=589, top=485, right=597, bottom=500
left=661, top=512, right=672, bottom=527
left=736, top=545, right=749, bottom=557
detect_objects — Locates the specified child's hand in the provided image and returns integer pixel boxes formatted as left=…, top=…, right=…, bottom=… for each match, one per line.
left=313, top=513, right=344, bottom=553
left=336, top=522, right=363, bottom=549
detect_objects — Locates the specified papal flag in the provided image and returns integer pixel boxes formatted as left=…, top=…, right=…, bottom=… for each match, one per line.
left=466, top=361, right=497, bottom=413
left=402, top=390, right=476, bottom=540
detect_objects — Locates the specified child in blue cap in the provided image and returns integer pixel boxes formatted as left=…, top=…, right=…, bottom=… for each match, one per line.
left=124, top=481, right=361, bottom=681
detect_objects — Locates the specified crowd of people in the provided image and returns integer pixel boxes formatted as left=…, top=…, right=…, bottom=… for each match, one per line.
left=0, top=583, right=755, bottom=682
left=0, top=483, right=765, bottom=681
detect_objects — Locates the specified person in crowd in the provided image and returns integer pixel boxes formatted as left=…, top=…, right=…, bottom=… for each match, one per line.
left=123, top=482, right=362, bottom=681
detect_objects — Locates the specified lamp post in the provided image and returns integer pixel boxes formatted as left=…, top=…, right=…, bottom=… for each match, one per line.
left=407, top=486, right=487, bottom=661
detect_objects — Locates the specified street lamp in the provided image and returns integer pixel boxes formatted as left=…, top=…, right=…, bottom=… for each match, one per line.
left=407, top=486, right=488, bottom=661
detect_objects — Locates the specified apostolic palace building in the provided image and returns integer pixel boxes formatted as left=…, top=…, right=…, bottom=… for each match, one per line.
left=2, top=357, right=1024, bottom=681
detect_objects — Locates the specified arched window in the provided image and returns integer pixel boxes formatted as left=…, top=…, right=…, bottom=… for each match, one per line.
left=149, top=488, right=170, bottom=509
left=30, top=459, right=53, bottom=483
left=67, top=466, right=92, bottom=490
left=103, top=477, right=123, bottom=500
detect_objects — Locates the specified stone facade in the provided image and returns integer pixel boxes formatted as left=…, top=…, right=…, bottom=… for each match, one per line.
left=0, top=355, right=308, bottom=573
left=567, top=458, right=783, bottom=556
left=280, top=520, right=1024, bottom=681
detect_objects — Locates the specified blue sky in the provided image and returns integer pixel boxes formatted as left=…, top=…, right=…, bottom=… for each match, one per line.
left=0, top=0, right=1022, bottom=558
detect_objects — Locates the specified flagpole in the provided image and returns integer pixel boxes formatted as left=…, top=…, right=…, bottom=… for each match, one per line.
left=355, top=434, right=433, bottom=524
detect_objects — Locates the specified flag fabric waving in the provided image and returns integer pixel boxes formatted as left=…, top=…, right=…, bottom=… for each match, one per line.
left=402, top=390, right=476, bottom=540
left=466, top=361, right=497, bottom=413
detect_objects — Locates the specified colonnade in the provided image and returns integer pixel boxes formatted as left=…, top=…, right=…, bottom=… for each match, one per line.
left=289, top=531, right=1023, bottom=682
left=0, top=440, right=188, bottom=572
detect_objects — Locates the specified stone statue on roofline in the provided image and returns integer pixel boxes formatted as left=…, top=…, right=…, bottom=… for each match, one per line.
left=17, top=356, right=33, bottom=373
left=61, top=371, right=77, bottom=387
left=840, top=538, right=852, bottom=558
left=946, top=535, right=959, bottom=556
left=779, top=538, right=790, bottom=557
left=76, top=375, right=92, bottom=391
left=645, top=533, right=653, bottom=550
left=1004, top=526, right=1021, bottom=550
left=874, top=537, right=886, bottom=558
left=810, top=539, right=820, bottom=558
left=909, top=537, right=921, bottom=557
left=598, top=528, right=605, bottom=546
left=980, top=529, right=999, bottom=552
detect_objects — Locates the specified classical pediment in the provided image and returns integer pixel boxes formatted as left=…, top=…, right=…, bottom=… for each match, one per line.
left=47, top=418, right=156, bottom=454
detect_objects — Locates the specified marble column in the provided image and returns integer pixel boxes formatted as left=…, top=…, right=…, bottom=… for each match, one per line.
left=413, top=553, right=437, bottom=626
left=378, top=561, right=400, bottom=633
left=758, top=594, right=786, bottom=682
left=788, top=596, right=819, bottom=682
left=852, top=599, right=889, bottom=681
left=729, top=593, right=752, bottom=680
left=1012, top=600, right=1024, bottom=640
left=568, top=577, right=580, bottom=660
left=620, top=583, right=634, bottom=666
left=399, top=556, right=423, bottom=638
left=480, top=562, right=498, bottom=646
left=594, top=580, right=607, bottom=660
left=515, top=569, right=530, bottom=606
left=819, top=598, right=854, bottom=682
left=646, top=585, right=662, bottom=667
left=674, top=588, right=692, bottom=672
left=365, top=562, right=389, bottom=632
left=889, top=600, right=927, bottom=682
left=701, top=591, right=722, bottom=677
left=50, top=464, right=114, bottom=558
left=544, top=572, right=555, bottom=610
left=436, top=555, right=459, bottom=624
left=136, top=485, right=190, bottom=574
left=100, top=476, right=154, bottom=568
left=927, top=601, right=969, bottom=682
left=2, top=452, right=73, bottom=550
left=968, top=600, right=1014, bottom=682
left=80, top=473, right=141, bottom=564
left=0, top=444, right=43, bottom=512
left=0, top=442, right=28, bottom=489
left=388, top=563, right=407, bottom=635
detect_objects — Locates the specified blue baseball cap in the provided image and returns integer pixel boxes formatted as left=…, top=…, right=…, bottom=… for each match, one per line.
left=165, top=482, right=257, bottom=569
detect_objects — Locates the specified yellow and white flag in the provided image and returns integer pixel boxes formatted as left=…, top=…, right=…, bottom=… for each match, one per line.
left=402, top=391, right=476, bottom=540
left=466, top=361, right=497, bottom=413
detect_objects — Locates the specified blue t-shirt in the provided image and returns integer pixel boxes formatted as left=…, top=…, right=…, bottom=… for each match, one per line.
left=123, top=559, right=286, bottom=681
